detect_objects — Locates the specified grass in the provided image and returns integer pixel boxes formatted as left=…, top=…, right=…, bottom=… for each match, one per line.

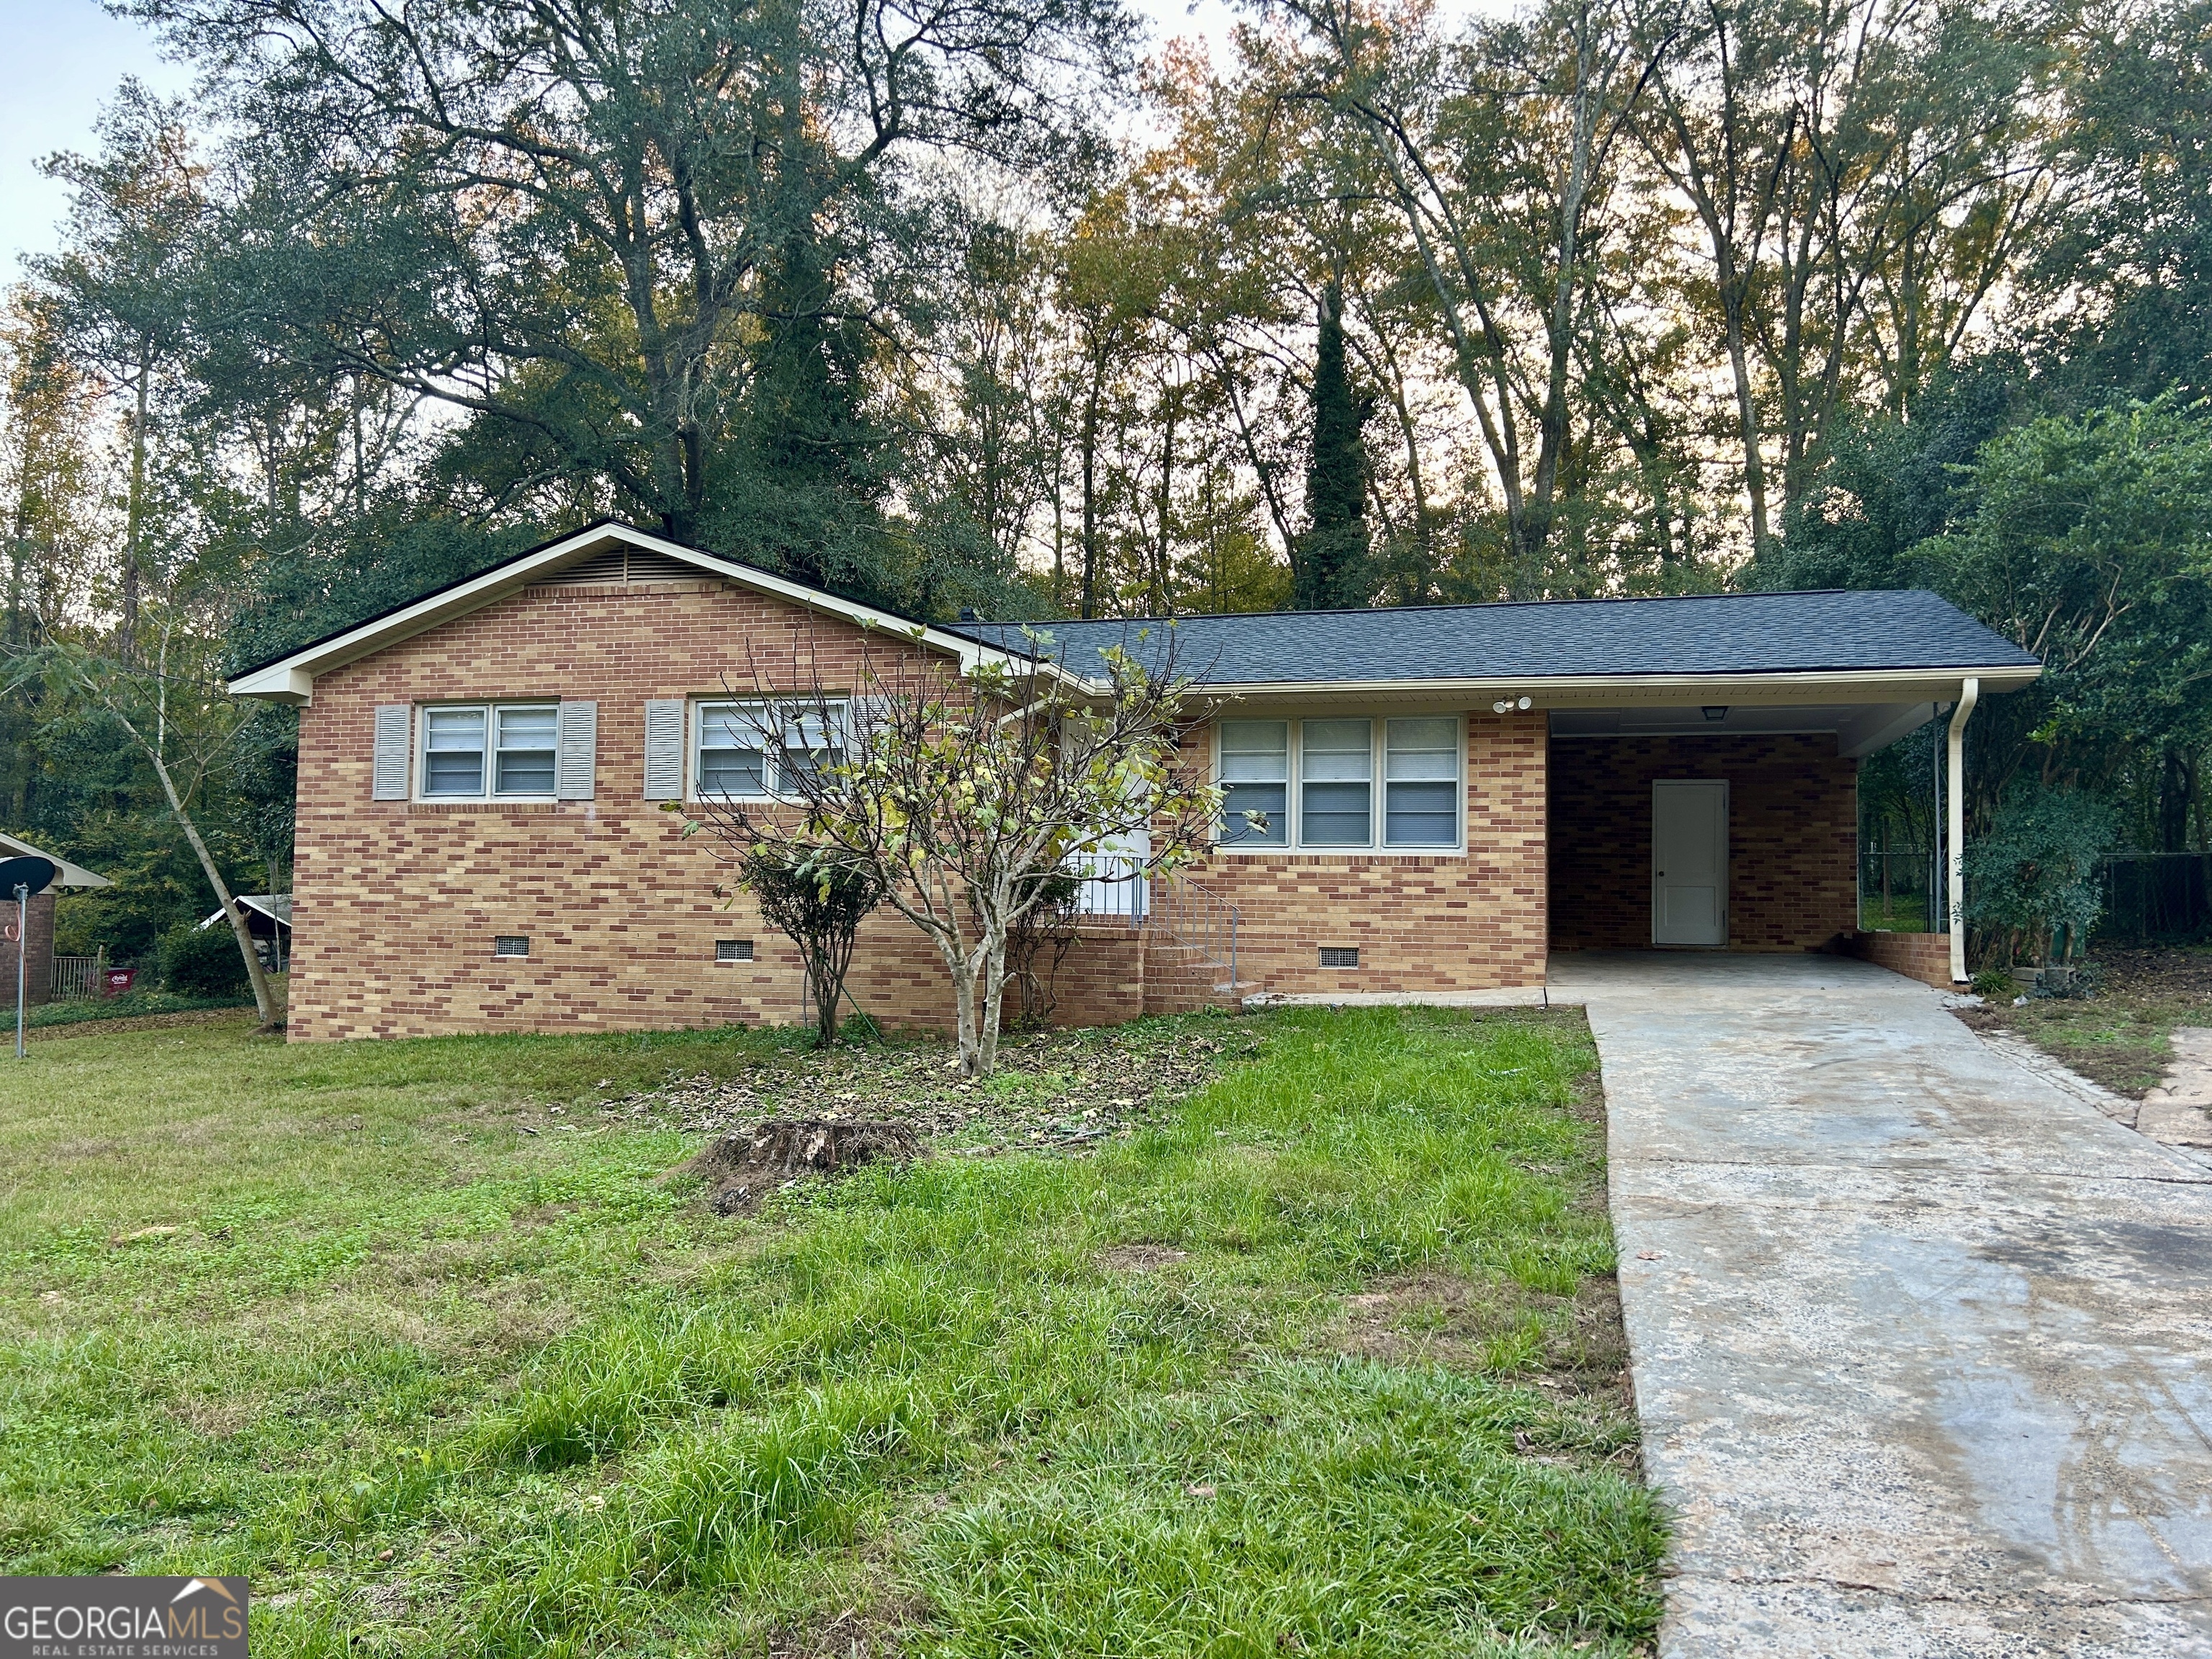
left=25, top=986, right=260, bottom=1030
left=0, top=1005, right=1660, bottom=1655
left=1954, top=943, right=2212, bottom=1097
left=1857, top=894, right=1935, bottom=932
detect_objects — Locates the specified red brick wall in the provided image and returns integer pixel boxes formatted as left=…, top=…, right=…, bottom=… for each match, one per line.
left=1168, top=711, right=1549, bottom=997
left=1548, top=734, right=1857, bottom=952
left=292, top=577, right=1226, bottom=1040
left=290, top=575, right=1554, bottom=1038
left=295, top=577, right=956, bottom=1040
left=0, top=891, right=55, bottom=1008
left=1848, top=929, right=1955, bottom=986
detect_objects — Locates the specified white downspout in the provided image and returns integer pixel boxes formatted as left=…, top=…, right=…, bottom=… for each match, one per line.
left=1947, top=677, right=1979, bottom=984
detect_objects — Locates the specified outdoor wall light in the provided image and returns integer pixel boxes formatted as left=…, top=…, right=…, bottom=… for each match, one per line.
left=1491, top=696, right=1534, bottom=714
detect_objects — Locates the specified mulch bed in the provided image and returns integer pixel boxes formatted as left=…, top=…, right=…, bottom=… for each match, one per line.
left=606, top=1023, right=1258, bottom=1158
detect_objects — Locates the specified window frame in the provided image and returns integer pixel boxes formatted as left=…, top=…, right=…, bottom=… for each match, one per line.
left=1210, top=712, right=1466, bottom=854
left=689, top=697, right=849, bottom=803
left=415, top=700, right=561, bottom=802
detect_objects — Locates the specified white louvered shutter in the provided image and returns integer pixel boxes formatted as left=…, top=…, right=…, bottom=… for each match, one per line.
left=556, top=701, right=598, bottom=801
left=372, top=705, right=412, bottom=801
left=642, top=698, right=685, bottom=799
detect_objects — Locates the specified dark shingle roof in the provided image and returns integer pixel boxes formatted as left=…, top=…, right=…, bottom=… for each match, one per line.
left=954, top=589, right=2036, bottom=684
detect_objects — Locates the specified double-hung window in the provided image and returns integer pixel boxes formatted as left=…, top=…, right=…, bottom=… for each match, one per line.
left=694, top=700, right=845, bottom=799
left=1384, top=718, right=1460, bottom=845
left=1300, top=719, right=1375, bottom=844
left=1218, top=720, right=1288, bottom=845
left=421, top=703, right=558, bottom=799
left=1216, top=715, right=1462, bottom=850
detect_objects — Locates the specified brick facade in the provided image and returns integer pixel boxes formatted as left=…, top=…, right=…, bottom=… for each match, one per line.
left=290, top=576, right=1248, bottom=1041
left=1170, top=711, right=1550, bottom=997
left=1848, top=928, right=1956, bottom=987
left=288, top=571, right=1861, bottom=1039
left=1547, top=734, right=1857, bottom=952
left=0, top=891, right=55, bottom=1009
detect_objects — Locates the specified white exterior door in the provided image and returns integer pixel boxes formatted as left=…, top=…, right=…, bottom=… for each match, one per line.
left=1652, top=780, right=1728, bottom=947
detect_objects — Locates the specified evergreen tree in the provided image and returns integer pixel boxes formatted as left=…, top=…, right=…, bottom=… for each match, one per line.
left=1294, top=282, right=1369, bottom=609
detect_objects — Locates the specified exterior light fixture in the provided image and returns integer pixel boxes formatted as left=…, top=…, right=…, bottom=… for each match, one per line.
left=1703, top=706, right=1730, bottom=721
left=1491, top=696, right=1537, bottom=714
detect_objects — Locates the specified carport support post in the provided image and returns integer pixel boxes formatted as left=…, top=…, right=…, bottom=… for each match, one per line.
left=1947, top=677, right=1979, bottom=984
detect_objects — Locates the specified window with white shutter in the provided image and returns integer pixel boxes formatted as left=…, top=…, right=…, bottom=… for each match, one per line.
left=372, top=705, right=411, bottom=801
left=642, top=699, right=685, bottom=799
left=555, top=701, right=598, bottom=800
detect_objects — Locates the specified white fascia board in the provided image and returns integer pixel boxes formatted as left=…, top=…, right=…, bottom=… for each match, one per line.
left=0, top=830, right=111, bottom=889
left=225, top=523, right=1087, bottom=702
left=1200, top=667, right=2040, bottom=705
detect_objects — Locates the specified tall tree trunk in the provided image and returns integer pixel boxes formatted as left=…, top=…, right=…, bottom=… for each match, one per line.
left=120, top=350, right=150, bottom=667
left=1079, top=369, right=1104, bottom=619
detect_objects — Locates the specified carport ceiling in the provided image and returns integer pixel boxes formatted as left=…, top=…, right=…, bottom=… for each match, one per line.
left=1550, top=701, right=1935, bottom=757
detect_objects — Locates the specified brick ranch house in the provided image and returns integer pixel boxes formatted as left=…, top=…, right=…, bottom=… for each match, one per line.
left=228, top=521, right=2041, bottom=1041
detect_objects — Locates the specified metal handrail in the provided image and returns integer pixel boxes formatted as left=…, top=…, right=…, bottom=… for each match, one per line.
left=1146, top=873, right=1241, bottom=990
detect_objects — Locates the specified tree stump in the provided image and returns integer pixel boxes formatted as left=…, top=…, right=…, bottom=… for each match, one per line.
left=686, top=1118, right=921, bottom=1215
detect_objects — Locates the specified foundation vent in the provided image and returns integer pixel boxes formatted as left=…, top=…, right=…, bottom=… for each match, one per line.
left=1319, top=946, right=1360, bottom=969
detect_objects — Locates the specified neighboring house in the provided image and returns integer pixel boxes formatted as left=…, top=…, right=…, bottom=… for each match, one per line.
left=0, top=831, right=113, bottom=1009
left=228, top=521, right=2040, bottom=1042
left=198, top=894, right=293, bottom=972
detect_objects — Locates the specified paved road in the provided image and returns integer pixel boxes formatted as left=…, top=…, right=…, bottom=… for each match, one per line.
left=1548, top=952, right=2212, bottom=1658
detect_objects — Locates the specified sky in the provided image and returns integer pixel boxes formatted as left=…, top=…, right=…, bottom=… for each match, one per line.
left=0, top=0, right=193, bottom=286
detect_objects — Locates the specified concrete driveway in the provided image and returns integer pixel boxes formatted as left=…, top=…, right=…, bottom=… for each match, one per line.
left=1548, top=952, right=2212, bottom=1658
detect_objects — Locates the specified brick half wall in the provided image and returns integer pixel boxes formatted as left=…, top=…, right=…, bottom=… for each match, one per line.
left=1549, top=733, right=1856, bottom=952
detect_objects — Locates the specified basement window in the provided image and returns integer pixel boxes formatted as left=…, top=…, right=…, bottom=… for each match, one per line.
left=493, top=935, right=530, bottom=959
left=714, top=939, right=755, bottom=963
left=1319, top=946, right=1360, bottom=969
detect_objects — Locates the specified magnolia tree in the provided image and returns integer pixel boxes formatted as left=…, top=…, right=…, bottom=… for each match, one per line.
left=678, top=627, right=1224, bottom=1076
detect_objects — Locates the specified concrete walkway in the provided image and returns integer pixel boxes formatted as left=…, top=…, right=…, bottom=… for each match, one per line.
left=1547, top=952, right=2212, bottom=1658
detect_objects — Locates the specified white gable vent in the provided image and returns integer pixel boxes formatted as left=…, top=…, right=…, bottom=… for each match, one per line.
left=549, top=546, right=709, bottom=585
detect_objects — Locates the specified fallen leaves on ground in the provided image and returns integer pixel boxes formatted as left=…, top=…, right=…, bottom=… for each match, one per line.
left=601, top=1024, right=1258, bottom=1156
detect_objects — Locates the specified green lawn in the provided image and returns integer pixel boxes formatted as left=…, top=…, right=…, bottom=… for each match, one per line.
left=0, top=1006, right=1660, bottom=1656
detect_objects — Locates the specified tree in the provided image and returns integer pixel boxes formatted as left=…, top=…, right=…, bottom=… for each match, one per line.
left=1918, top=397, right=2212, bottom=819
left=734, top=846, right=886, bottom=1048
left=12, top=631, right=281, bottom=1025
left=680, top=629, right=1223, bottom=1075
left=1962, top=783, right=2119, bottom=968
left=1294, top=282, right=1370, bottom=608
left=1273, top=0, right=1664, bottom=577
left=33, top=81, right=206, bottom=662
left=124, top=0, right=1133, bottom=587
left=1629, top=0, right=2059, bottom=551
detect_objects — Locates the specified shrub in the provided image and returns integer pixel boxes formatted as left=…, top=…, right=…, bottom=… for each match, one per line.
left=159, top=922, right=252, bottom=996
left=737, top=848, right=885, bottom=1048
left=1970, top=966, right=2018, bottom=999
left=1961, top=785, right=2118, bottom=968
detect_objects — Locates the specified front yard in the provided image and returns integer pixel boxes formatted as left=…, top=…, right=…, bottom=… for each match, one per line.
left=1952, top=944, right=2212, bottom=1096
left=0, top=1005, right=1660, bottom=1657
